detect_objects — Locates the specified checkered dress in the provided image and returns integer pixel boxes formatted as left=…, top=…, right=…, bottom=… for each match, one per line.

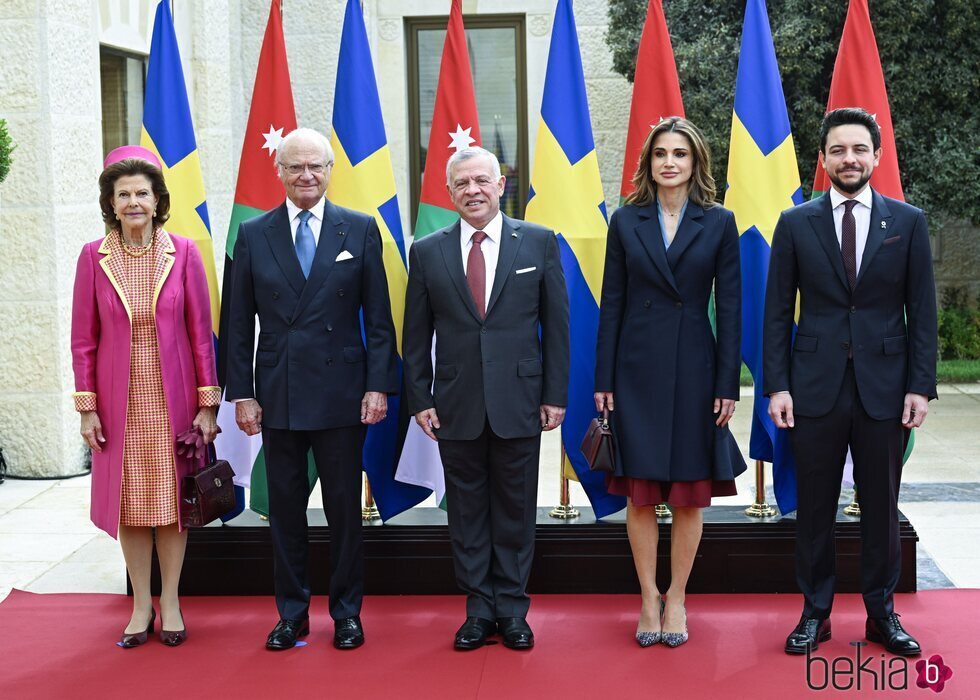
left=116, top=232, right=177, bottom=527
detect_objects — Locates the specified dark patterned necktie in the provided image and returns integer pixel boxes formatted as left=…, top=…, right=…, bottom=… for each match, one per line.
left=466, top=230, right=488, bottom=318
left=842, top=199, right=858, bottom=290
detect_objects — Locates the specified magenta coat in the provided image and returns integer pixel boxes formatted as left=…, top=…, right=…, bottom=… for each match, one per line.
left=71, top=230, right=219, bottom=538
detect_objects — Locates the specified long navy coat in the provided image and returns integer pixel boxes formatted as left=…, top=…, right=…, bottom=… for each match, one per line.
left=595, top=201, right=746, bottom=483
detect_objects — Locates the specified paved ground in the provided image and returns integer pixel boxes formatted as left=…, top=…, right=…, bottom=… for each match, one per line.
left=2, top=384, right=978, bottom=602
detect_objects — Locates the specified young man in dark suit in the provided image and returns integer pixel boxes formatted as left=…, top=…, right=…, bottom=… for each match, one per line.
left=403, top=146, right=570, bottom=650
left=764, top=108, right=937, bottom=656
left=226, top=128, right=398, bottom=651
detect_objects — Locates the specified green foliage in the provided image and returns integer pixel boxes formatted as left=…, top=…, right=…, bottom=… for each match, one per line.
left=606, top=0, right=980, bottom=223
left=938, top=288, right=980, bottom=360
left=0, top=119, right=14, bottom=185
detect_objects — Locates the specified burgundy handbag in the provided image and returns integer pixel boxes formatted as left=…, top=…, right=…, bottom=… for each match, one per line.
left=580, top=409, right=615, bottom=473
left=176, top=428, right=236, bottom=528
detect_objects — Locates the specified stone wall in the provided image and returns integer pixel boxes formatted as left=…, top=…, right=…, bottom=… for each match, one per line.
left=0, top=0, right=105, bottom=476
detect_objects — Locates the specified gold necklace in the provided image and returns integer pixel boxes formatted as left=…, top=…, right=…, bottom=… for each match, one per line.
left=120, top=230, right=155, bottom=258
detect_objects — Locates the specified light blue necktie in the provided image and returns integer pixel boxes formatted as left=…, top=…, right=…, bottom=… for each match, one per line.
left=295, top=210, right=315, bottom=278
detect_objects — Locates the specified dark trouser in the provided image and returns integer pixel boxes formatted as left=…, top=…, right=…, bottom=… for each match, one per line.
left=438, top=422, right=541, bottom=620
left=790, top=362, right=905, bottom=620
left=263, top=425, right=366, bottom=622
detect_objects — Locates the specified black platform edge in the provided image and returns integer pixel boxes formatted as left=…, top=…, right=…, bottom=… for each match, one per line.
left=151, top=505, right=917, bottom=596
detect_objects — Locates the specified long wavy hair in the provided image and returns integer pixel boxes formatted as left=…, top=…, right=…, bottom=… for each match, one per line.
left=626, top=116, right=717, bottom=209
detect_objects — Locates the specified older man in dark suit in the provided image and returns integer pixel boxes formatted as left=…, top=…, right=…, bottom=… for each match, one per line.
left=403, top=146, right=569, bottom=650
left=226, top=128, right=397, bottom=651
left=764, top=108, right=937, bottom=656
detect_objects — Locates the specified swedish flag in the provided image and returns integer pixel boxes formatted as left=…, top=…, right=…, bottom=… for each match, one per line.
left=140, top=0, right=218, bottom=334
left=524, top=0, right=624, bottom=519
left=141, top=0, right=243, bottom=520
left=326, top=0, right=429, bottom=519
left=724, top=0, right=804, bottom=515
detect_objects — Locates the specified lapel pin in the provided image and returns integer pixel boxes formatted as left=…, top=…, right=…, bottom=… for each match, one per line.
left=881, top=221, right=887, bottom=229
left=511, top=232, right=518, bottom=238
left=338, top=230, right=346, bottom=236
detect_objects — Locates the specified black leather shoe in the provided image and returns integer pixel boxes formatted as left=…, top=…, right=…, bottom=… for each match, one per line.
left=866, top=613, right=921, bottom=656
left=333, top=616, right=364, bottom=650
left=265, top=618, right=310, bottom=650
left=785, top=615, right=831, bottom=654
left=497, top=617, right=534, bottom=650
left=454, top=617, right=496, bottom=650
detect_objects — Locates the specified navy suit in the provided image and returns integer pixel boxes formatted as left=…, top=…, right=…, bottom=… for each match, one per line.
left=226, top=199, right=397, bottom=621
left=763, top=190, right=937, bottom=619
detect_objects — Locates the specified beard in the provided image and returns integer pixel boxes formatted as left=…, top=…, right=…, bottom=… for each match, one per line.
left=828, top=168, right=872, bottom=194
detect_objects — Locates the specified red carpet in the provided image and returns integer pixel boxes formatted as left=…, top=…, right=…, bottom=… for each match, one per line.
left=0, top=589, right=976, bottom=699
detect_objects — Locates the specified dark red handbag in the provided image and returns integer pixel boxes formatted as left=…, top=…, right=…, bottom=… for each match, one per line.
left=177, top=428, right=236, bottom=528
left=580, top=409, right=615, bottom=473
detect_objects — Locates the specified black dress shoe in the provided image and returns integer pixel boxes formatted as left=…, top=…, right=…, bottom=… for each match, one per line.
left=785, top=615, right=831, bottom=654
left=497, top=617, right=534, bottom=650
left=454, top=617, right=496, bottom=650
left=866, top=613, right=921, bottom=656
left=266, top=618, right=310, bottom=650
left=334, top=616, right=364, bottom=650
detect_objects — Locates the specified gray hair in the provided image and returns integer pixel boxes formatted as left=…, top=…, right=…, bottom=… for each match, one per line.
left=446, top=146, right=501, bottom=185
left=277, top=127, right=334, bottom=166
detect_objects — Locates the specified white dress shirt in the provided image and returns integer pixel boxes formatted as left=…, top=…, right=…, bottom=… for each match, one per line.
left=829, top=186, right=873, bottom=273
left=285, top=195, right=326, bottom=247
left=460, top=211, right=503, bottom=310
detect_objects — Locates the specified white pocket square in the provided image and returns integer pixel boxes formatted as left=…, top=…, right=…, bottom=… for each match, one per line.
left=335, top=250, right=354, bottom=262
left=516, top=266, right=537, bottom=275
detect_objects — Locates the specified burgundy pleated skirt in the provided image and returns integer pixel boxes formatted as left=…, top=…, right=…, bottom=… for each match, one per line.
left=606, top=475, right=737, bottom=508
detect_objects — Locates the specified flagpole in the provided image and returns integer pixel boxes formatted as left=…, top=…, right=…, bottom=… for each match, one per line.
left=549, top=445, right=579, bottom=519
left=745, top=459, right=777, bottom=518
left=362, top=474, right=381, bottom=521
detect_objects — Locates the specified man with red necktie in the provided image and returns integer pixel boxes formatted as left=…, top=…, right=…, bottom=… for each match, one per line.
left=764, top=108, right=938, bottom=657
left=403, top=146, right=569, bottom=651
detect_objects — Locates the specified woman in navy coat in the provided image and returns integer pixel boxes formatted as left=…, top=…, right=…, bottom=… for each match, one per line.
left=595, top=117, right=746, bottom=648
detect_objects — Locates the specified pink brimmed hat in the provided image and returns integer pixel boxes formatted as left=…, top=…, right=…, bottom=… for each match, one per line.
left=103, top=145, right=163, bottom=170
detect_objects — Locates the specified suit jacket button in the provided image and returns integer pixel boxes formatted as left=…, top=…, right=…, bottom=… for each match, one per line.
left=850, top=306, right=856, bottom=314
left=272, top=291, right=279, bottom=299
left=286, top=316, right=292, bottom=324
left=643, top=300, right=651, bottom=308
left=338, top=289, right=345, bottom=297
left=327, top=323, right=333, bottom=332
left=841, top=342, right=850, bottom=350
left=676, top=301, right=683, bottom=308
left=481, top=327, right=487, bottom=334
left=326, top=358, right=333, bottom=365
left=289, top=329, right=296, bottom=334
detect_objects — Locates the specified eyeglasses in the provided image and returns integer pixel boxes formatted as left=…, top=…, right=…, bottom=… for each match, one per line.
left=279, top=162, right=331, bottom=175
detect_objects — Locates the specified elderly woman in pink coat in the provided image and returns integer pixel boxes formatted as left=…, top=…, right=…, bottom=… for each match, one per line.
left=71, top=146, right=219, bottom=648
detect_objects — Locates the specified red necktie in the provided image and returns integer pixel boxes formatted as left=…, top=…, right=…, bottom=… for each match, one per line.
left=466, top=230, right=488, bottom=318
left=842, top=199, right=858, bottom=290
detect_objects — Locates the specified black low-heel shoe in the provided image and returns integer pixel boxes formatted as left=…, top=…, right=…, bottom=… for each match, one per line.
left=120, top=609, right=156, bottom=648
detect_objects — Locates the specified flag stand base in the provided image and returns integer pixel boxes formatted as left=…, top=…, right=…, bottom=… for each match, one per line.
left=843, top=488, right=861, bottom=517
left=655, top=504, right=672, bottom=519
left=745, top=460, right=779, bottom=519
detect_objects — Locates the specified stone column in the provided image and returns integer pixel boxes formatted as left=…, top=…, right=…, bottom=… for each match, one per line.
left=0, top=1, right=104, bottom=476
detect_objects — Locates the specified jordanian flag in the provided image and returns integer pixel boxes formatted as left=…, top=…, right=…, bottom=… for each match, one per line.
left=214, top=0, right=301, bottom=513
left=813, top=0, right=914, bottom=472
left=619, top=0, right=685, bottom=204
left=395, top=0, right=481, bottom=508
